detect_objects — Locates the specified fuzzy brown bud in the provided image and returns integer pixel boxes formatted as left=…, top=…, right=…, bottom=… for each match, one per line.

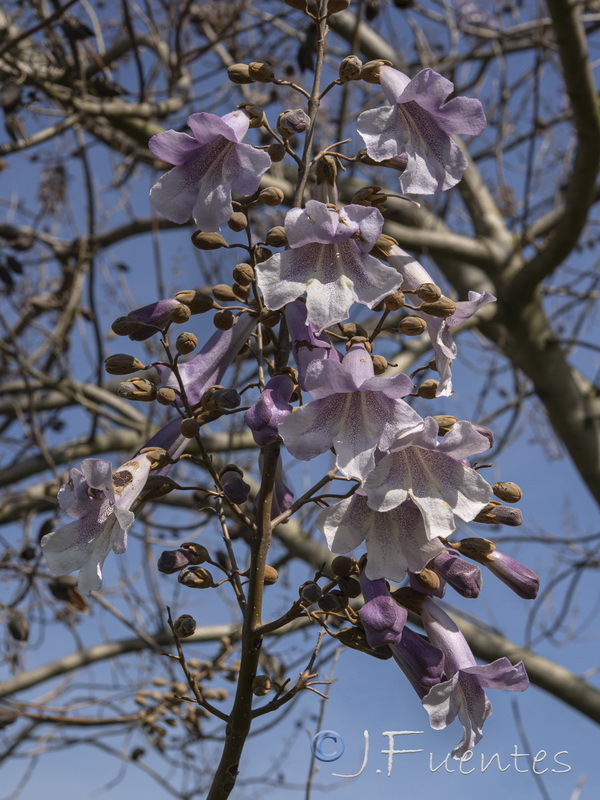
left=412, top=568, right=441, bottom=593
left=383, top=290, right=405, bottom=311
left=346, top=335, right=372, bottom=353
left=318, top=592, right=345, bottom=612
left=419, top=297, right=457, bottom=319
left=277, top=108, right=310, bottom=137
left=111, top=316, right=144, bottom=336
left=176, top=332, right=197, bottom=355
left=252, top=675, right=272, bottom=696
left=228, top=212, right=248, bottom=232
left=299, top=581, right=323, bottom=604
left=170, top=304, right=192, bottom=324
left=339, top=54, right=363, bottom=82
left=397, top=316, right=427, bottom=336
left=492, top=481, right=523, bottom=503
left=433, top=414, right=458, bottom=435
left=173, top=614, right=196, bottom=638
left=105, top=354, right=146, bottom=375
left=265, top=226, right=288, bottom=248
left=178, top=567, right=215, bottom=588
left=331, top=555, right=356, bottom=577
left=180, top=418, right=200, bottom=438
left=390, top=586, right=425, bottom=614
left=227, top=63, right=254, bottom=84
left=267, top=142, right=286, bottom=162
left=175, top=290, right=217, bottom=314
left=258, top=186, right=285, bottom=206
left=180, top=542, right=210, bottom=564
left=339, top=322, right=368, bottom=339
left=253, top=246, right=272, bottom=263
left=117, top=378, right=156, bottom=401
left=156, top=387, right=177, bottom=405
left=231, top=281, right=250, bottom=301
left=371, top=233, right=399, bottom=259
left=212, top=284, right=239, bottom=302
left=191, top=231, right=229, bottom=250
left=415, top=282, right=442, bottom=303
left=213, top=309, right=235, bottom=330
left=284, top=0, right=307, bottom=8
left=315, top=155, right=337, bottom=187
left=233, top=263, right=255, bottom=285
left=475, top=502, right=523, bottom=527
left=263, top=565, right=279, bottom=585
left=360, top=59, right=393, bottom=84
left=249, top=61, right=274, bottom=82
left=417, top=379, right=439, bottom=399
left=237, top=103, right=265, bottom=128
left=351, top=185, right=386, bottom=208
left=371, top=354, right=388, bottom=375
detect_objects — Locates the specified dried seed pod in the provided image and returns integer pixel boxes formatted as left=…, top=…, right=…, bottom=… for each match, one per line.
left=419, top=297, right=457, bottom=319
left=105, top=354, right=147, bottom=375
left=249, top=61, right=274, bottom=82
left=156, top=387, right=177, bottom=405
left=265, top=226, right=288, bottom=248
left=175, top=290, right=217, bottom=314
left=383, top=291, right=405, bottom=311
left=258, top=187, right=285, bottom=206
left=417, top=379, right=439, bottom=399
left=397, top=316, right=427, bottom=336
left=299, top=581, right=323, bottom=604
left=492, top=481, right=523, bottom=503
left=212, top=284, right=239, bottom=302
left=263, top=565, right=279, bottom=585
left=331, top=555, right=356, bottom=577
left=227, top=63, right=254, bottom=84
left=267, top=142, right=286, bottom=162
left=180, top=418, right=200, bottom=438
left=173, top=614, right=196, bottom=638
left=252, top=675, right=272, bottom=696
left=360, top=58, right=393, bottom=84
left=339, top=54, right=362, bottom=82
left=371, top=354, right=388, bottom=375
left=228, top=212, right=248, bottom=232
left=415, top=282, right=442, bottom=303
left=213, top=309, right=235, bottom=330
left=433, top=414, right=458, bottom=435
left=191, top=231, right=229, bottom=250
left=176, top=332, right=198, bottom=355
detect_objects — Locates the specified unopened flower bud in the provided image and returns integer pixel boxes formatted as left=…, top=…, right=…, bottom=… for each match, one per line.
left=237, top=103, right=265, bottom=128
left=175, top=290, right=217, bottom=314
left=360, top=59, right=393, bottom=84
left=170, top=304, right=192, bottom=324
left=331, top=555, right=356, bottom=577
left=259, top=308, right=281, bottom=328
left=415, top=283, right=442, bottom=303
left=263, top=565, right=279, bottom=585
left=338, top=575, right=362, bottom=598
left=212, top=284, right=239, bottom=302
left=157, top=548, right=192, bottom=574
left=328, top=0, right=351, bottom=13
left=213, top=309, right=235, bottom=330
left=433, top=414, right=458, bottom=435
left=299, top=581, right=323, bottom=604
left=180, top=542, right=210, bottom=564
left=207, top=387, right=241, bottom=409
left=0, top=708, right=19, bottom=729
left=417, top=379, right=439, bottom=399
left=178, top=567, right=215, bottom=588
left=339, top=54, right=362, bottom=82
left=265, top=226, right=288, bottom=248
left=175, top=332, right=197, bottom=355
left=191, top=231, right=229, bottom=250
left=118, top=378, right=156, bottom=401
left=398, top=316, right=427, bottom=336
left=231, top=281, right=250, bottom=301
left=277, top=108, right=310, bottom=137
left=105, top=354, right=146, bottom=375
left=156, top=386, right=177, bottom=405
left=233, top=263, right=255, bottom=285
left=485, top=550, right=539, bottom=599
left=339, top=322, right=368, bottom=339
left=371, top=354, right=388, bottom=375
left=227, top=63, right=254, bottom=84
left=173, top=614, right=196, bottom=638
left=180, top=417, right=200, bottom=438
left=252, top=675, right=272, bottom=695
left=474, top=502, right=523, bottom=527
left=346, top=335, right=372, bottom=353
left=220, top=465, right=251, bottom=504
left=318, top=591, right=346, bottom=612
left=492, top=481, right=523, bottom=503
left=258, top=186, right=285, bottom=206
left=228, top=211, right=248, bottom=232
left=267, top=142, right=286, bottom=162
left=419, top=297, right=457, bottom=318
left=254, top=246, right=273, bottom=263
left=383, top=290, right=405, bottom=311
left=111, top=316, right=144, bottom=336
left=429, top=550, right=482, bottom=599
left=249, top=61, right=274, bottom=82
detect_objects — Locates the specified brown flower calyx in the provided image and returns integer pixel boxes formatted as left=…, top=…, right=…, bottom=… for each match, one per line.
left=265, top=226, right=288, bottom=248
left=249, top=61, right=274, bottom=82
left=345, top=335, right=372, bottom=353
left=178, top=567, right=215, bottom=588
left=371, top=354, right=388, bottom=375
left=360, top=59, right=393, bottom=84
left=433, top=414, right=458, bottom=435
left=252, top=675, right=272, bottom=696
left=414, top=282, right=442, bottom=303
left=173, top=614, right=196, bottom=638
left=233, top=263, right=255, bottom=285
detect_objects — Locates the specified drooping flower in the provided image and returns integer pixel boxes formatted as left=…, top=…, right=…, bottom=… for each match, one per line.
left=428, top=549, right=482, bottom=599
left=363, top=417, right=493, bottom=540
left=420, top=598, right=529, bottom=758
left=255, top=200, right=404, bottom=330
left=278, top=342, right=418, bottom=480
left=388, top=245, right=495, bottom=396
left=357, top=67, right=486, bottom=194
left=389, top=626, right=445, bottom=699
left=149, top=110, right=271, bottom=231
left=317, top=493, right=445, bottom=583
left=41, top=455, right=153, bottom=593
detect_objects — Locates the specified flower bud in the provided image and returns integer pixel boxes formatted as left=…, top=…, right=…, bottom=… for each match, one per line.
left=233, top=263, right=255, bottom=285
left=228, top=211, right=248, bottom=232
left=249, top=61, right=274, bottom=82
left=485, top=551, right=539, bottom=599
left=315, top=155, right=337, bottom=187
left=170, top=304, right=192, bottom=324
left=180, top=542, right=210, bottom=564
left=237, top=103, right=265, bottom=128
left=299, top=581, right=323, bottom=604
left=474, top=502, right=523, bottom=527
left=433, top=414, right=458, bottom=435
left=338, top=576, right=362, bottom=598
left=105, top=354, right=146, bottom=375
left=419, top=297, right=457, bottom=318
left=397, top=316, right=427, bottom=336
left=263, top=565, right=279, bottom=585
left=219, top=465, right=251, bottom=504
left=203, top=387, right=241, bottom=409
left=157, top=549, right=191, bottom=574
left=415, top=282, right=442, bottom=303
left=371, top=354, right=388, bottom=375
left=383, top=290, right=405, bottom=311
left=339, top=54, right=362, bottom=82
left=191, top=231, right=229, bottom=250
left=258, top=186, right=285, bottom=206
left=318, top=591, right=347, bottom=612
left=265, top=226, right=288, bottom=248
left=231, top=281, right=250, bottom=301
left=360, top=59, right=393, bottom=84
left=253, top=246, right=272, bottom=263
left=277, top=108, right=310, bottom=138
left=111, top=316, right=144, bottom=336
left=178, top=567, right=215, bottom=588
left=173, top=614, right=196, bottom=638
left=0, top=708, right=19, bottom=729
left=284, top=0, right=307, bottom=8
left=339, top=322, right=368, bottom=339
left=227, top=63, right=254, bottom=84
left=429, top=550, right=482, bottom=599
left=176, top=332, right=197, bottom=355
left=212, top=284, right=239, bottom=302
left=267, top=142, right=286, bottom=162
left=156, top=386, right=177, bottom=405
left=252, top=675, right=272, bottom=696
left=259, top=308, right=281, bottom=328
left=180, top=418, right=199, bottom=438
left=213, top=309, right=235, bottom=330
left=175, top=290, right=217, bottom=314
left=492, top=481, right=523, bottom=503
left=417, top=379, right=439, bottom=399
left=331, top=555, right=356, bottom=577
left=117, top=378, right=156, bottom=401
